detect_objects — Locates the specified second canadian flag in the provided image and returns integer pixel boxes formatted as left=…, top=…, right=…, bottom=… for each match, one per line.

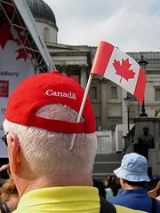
left=91, top=41, right=147, bottom=104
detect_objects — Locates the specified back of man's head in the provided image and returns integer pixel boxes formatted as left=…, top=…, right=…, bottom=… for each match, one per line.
left=3, top=71, right=98, bottom=192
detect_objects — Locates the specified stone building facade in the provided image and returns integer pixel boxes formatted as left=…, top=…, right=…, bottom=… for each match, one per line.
left=27, top=0, right=160, bottom=132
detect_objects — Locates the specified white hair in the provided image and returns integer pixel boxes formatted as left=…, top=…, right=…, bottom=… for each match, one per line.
left=3, top=104, right=98, bottom=177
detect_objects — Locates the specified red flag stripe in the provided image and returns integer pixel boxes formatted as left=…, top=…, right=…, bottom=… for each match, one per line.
left=91, top=41, right=114, bottom=76
left=134, top=68, right=146, bottom=105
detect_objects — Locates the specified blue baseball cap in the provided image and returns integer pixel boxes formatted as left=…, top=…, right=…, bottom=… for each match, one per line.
left=114, top=153, right=150, bottom=182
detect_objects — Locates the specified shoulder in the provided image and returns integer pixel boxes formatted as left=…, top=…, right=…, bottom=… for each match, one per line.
left=115, top=205, right=148, bottom=213
left=109, top=193, right=126, bottom=204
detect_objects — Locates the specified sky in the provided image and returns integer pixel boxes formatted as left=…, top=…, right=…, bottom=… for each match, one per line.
left=43, top=0, right=160, bottom=52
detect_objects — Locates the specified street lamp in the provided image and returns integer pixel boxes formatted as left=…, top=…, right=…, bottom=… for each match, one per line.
left=137, top=55, right=148, bottom=117
left=124, top=94, right=131, bottom=132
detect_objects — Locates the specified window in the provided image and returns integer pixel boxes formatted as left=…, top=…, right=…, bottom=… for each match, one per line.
left=110, top=86, right=118, bottom=99
left=44, top=27, right=50, bottom=42
left=155, top=87, right=160, bottom=101
left=90, top=86, right=97, bottom=100
left=70, top=75, right=79, bottom=83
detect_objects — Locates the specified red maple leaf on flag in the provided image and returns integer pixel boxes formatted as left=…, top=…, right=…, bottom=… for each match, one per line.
left=113, top=58, right=135, bottom=83
left=0, top=23, right=14, bottom=49
left=16, top=48, right=28, bottom=61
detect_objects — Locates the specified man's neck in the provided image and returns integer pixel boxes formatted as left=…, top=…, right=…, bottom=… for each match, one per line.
left=19, top=174, right=93, bottom=197
left=124, top=185, right=143, bottom=190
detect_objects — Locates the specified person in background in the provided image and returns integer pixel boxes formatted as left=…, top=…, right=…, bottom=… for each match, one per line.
left=109, top=152, right=160, bottom=213
left=104, top=175, right=114, bottom=200
left=93, top=179, right=106, bottom=199
left=0, top=164, right=10, bottom=185
left=2, top=71, right=147, bottom=213
left=0, top=178, right=19, bottom=212
left=104, top=175, right=123, bottom=200
left=148, top=180, right=160, bottom=201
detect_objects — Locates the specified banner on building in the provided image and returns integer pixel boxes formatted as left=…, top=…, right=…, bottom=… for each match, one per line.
left=0, top=0, right=54, bottom=157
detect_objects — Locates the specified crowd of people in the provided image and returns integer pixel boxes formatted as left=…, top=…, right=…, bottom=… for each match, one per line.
left=1, top=70, right=160, bottom=212
left=1, top=153, right=160, bottom=213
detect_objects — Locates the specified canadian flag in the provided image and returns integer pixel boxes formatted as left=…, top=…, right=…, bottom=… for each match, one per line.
left=91, top=41, right=147, bottom=104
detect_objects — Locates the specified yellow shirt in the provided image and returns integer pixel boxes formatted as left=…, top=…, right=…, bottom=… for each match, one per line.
left=115, top=206, right=147, bottom=213
left=13, top=186, right=147, bottom=213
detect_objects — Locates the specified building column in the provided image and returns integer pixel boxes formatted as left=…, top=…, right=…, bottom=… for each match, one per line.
left=101, top=80, right=107, bottom=128
left=122, top=89, right=128, bottom=134
left=80, top=65, right=87, bottom=89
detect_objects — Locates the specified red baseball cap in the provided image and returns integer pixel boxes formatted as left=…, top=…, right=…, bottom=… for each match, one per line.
left=5, top=71, right=96, bottom=133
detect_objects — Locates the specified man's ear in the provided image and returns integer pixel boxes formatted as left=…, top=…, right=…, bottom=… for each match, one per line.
left=121, top=178, right=130, bottom=190
left=7, top=134, right=21, bottom=174
left=120, top=178, right=125, bottom=187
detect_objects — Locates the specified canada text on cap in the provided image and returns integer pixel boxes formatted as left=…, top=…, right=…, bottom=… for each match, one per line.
left=5, top=71, right=95, bottom=133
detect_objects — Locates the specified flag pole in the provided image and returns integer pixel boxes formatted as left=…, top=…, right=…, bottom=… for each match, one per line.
left=69, top=73, right=94, bottom=150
